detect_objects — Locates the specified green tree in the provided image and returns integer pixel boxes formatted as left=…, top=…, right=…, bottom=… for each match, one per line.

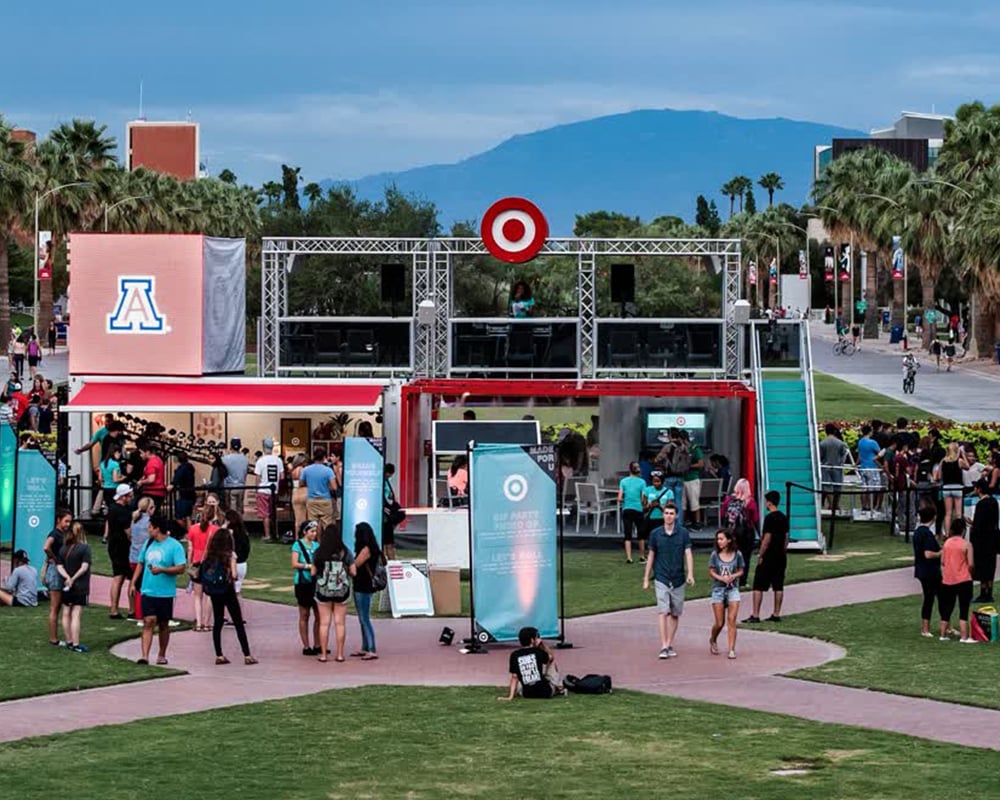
left=733, top=176, right=753, bottom=213
left=218, top=168, right=238, bottom=185
left=303, top=182, right=323, bottom=206
left=745, top=187, right=757, bottom=215
left=720, top=179, right=739, bottom=219
left=0, top=117, right=38, bottom=346
left=758, top=172, right=785, bottom=206
left=280, top=164, right=301, bottom=211
left=573, top=210, right=641, bottom=237
left=706, top=200, right=722, bottom=236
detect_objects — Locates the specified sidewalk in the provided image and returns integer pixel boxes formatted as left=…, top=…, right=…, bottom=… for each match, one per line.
left=3, top=568, right=1000, bottom=751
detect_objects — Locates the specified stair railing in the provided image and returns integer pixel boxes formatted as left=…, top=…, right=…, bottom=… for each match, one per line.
left=750, top=322, right=769, bottom=514
left=801, top=320, right=825, bottom=550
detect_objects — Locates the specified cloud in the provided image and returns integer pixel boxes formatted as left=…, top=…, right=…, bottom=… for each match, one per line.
left=902, top=55, right=1000, bottom=83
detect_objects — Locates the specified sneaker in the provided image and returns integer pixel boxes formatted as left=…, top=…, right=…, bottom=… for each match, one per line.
left=168, top=620, right=181, bottom=628
left=938, top=636, right=950, bottom=641
left=742, top=616, right=761, bottom=624
left=766, top=615, right=782, bottom=623
left=639, top=556, right=647, bottom=563
left=665, top=647, right=678, bottom=658
left=727, top=650, right=737, bottom=660
left=626, top=559, right=633, bottom=564
left=959, top=638, right=977, bottom=644
left=70, top=644, right=89, bottom=653
left=658, top=647, right=670, bottom=659
left=920, top=631, right=934, bottom=638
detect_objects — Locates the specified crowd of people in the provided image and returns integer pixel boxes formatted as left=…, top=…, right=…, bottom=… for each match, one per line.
left=2, top=371, right=58, bottom=437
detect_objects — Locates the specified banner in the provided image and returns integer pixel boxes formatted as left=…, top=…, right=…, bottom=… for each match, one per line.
left=38, top=231, right=52, bottom=281
left=839, top=243, right=851, bottom=282
left=891, top=235, right=904, bottom=280
left=470, top=443, right=558, bottom=642
left=13, top=449, right=56, bottom=573
left=798, top=250, right=807, bottom=280
left=0, top=425, right=16, bottom=545
left=342, top=436, right=385, bottom=553
left=768, top=257, right=778, bottom=286
left=824, top=246, right=834, bottom=282
left=386, top=559, right=434, bottom=617
left=747, top=260, right=757, bottom=285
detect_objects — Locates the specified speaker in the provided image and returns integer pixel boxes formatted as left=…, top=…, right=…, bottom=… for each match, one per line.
left=381, top=263, right=406, bottom=302
left=610, top=263, right=635, bottom=303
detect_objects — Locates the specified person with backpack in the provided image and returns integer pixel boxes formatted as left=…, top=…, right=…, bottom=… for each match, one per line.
left=678, top=430, right=705, bottom=530
left=655, top=429, right=689, bottom=526
left=498, top=626, right=564, bottom=700
left=641, top=471, right=675, bottom=553
left=291, top=520, right=322, bottom=656
left=720, top=478, right=758, bottom=588
left=351, top=522, right=386, bottom=660
left=201, top=527, right=257, bottom=665
left=310, top=524, right=356, bottom=662
left=708, top=528, right=745, bottom=659
left=26, top=335, right=42, bottom=379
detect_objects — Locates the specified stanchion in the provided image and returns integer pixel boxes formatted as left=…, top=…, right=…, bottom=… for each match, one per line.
left=555, top=496, right=572, bottom=649
left=461, top=441, right=486, bottom=654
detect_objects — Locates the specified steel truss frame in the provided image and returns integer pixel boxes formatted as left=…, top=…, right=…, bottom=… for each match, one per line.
left=260, top=237, right=742, bottom=378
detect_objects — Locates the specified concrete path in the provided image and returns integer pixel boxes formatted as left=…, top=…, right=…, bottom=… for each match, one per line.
left=5, top=566, right=1000, bottom=751
left=1, top=346, right=68, bottom=386
left=811, top=323, right=1000, bottom=422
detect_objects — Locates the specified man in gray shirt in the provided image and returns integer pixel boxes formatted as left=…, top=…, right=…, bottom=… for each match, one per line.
left=222, top=437, right=249, bottom=515
left=819, top=424, right=850, bottom=513
left=1, top=550, right=39, bottom=607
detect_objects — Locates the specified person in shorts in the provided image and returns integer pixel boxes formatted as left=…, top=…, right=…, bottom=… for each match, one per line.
left=291, top=520, right=321, bottom=655
left=254, top=438, right=285, bottom=542
left=105, top=483, right=135, bottom=619
left=744, top=491, right=790, bottom=623
left=42, top=509, right=73, bottom=645
left=708, top=529, right=745, bottom=659
left=642, top=503, right=694, bottom=659
left=130, top=515, right=187, bottom=665
left=618, top=461, right=647, bottom=563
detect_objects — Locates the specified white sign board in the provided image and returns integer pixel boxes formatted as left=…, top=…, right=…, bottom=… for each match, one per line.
left=387, top=560, right=434, bottom=617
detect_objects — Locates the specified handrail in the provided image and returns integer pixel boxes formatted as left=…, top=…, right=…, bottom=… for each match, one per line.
left=801, top=320, right=824, bottom=550
left=750, top=324, right=768, bottom=513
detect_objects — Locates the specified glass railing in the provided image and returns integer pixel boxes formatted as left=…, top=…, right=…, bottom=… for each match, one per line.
left=595, top=320, right=724, bottom=373
left=749, top=320, right=803, bottom=369
left=449, top=318, right=579, bottom=375
left=277, top=317, right=413, bottom=373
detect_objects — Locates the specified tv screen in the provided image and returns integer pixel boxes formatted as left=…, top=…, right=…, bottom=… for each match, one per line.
left=642, top=410, right=708, bottom=449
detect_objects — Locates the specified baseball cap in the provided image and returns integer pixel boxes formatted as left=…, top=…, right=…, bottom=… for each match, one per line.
left=13, top=549, right=29, bottom=562
left=114, top=484, right=134, bottom=500
left=263, top=437, right=274, bottom=450
left=230, top=437, right=242, bottom=449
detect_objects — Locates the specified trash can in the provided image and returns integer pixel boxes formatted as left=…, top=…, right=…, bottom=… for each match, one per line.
left=889, top=325, right=903, bottom=344
left=882, top=310, right=890, bottom=326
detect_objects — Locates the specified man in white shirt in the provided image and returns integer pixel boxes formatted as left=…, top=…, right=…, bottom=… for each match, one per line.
left=254, top=437, right=285, bottom=542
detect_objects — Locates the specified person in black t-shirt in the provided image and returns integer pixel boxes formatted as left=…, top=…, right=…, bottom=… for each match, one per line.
left=105, top=484, right=135, bottom=619
left=744, top=491, right=790, bottom=623
left=499, top=626, right=564, bottom=700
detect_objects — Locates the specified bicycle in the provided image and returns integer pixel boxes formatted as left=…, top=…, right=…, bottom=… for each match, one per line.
left=833, top=336, right=856, bottom=356
left=902, top=359, right=919, bottom=393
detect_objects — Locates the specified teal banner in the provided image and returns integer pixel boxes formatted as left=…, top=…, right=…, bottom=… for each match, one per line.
left=0, top=425, right=16, bottom=545
left=13, top=449, right=57, bottom=572
left=470, top=443, right=559, bottom=642
left=342, top=437, right=385, bottom=553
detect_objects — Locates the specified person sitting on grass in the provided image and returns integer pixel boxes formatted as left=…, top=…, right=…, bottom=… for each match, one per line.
left=499, top=626, right=564, bottom=700
left=0, top=550, right=38, bottom=607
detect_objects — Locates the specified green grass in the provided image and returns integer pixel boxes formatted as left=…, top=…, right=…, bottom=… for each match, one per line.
left=87, top=521, right=912, bottom=617
left=1, top=685, right=994, bottom=799
left=813, top=372, right=946, bottom=423
left=12, top=312, right=32, bottom=330
left=760, top=594, right=1000, bottom=710
left=0, top=605, right=180, bottom=701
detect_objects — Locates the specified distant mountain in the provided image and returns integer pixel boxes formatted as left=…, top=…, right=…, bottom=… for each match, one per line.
left=324, top=109, right=865, bottom=235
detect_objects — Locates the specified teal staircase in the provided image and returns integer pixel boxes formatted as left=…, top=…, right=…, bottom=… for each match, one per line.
left=760, top=378, right=822, bottom=547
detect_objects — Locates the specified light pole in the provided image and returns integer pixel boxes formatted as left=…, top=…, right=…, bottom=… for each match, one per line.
left=777, top=221, right=810, bottom=314
left=103, top=195, right=153, bottom=232
left=856, top=193, right=908, bottom=330
left=34, top=181, right=92, bottom=331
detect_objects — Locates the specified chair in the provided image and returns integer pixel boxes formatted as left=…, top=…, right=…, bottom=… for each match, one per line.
left=435, top=479, right=452, bottom=508
left=699, top=477, right=724, bottom=527
left=341, top=328, right=379, bottom=366
left=644, top=329, right=674, bottom=369
left=606, top=329, right=640, bottom=368
left=575, top=482, right=619, bottom=535
left=313, top=329, right=342, bottom=365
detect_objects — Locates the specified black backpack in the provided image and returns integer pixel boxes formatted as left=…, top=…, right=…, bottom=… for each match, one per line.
left=201, top=558, right=231, bottom=596
left=563, top=674, right=612, bottom=694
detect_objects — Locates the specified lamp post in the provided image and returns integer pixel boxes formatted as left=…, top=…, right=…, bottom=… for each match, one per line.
left=103, top=194, right=153, bottom=232
left=34, top=181, right=92, bottom=331
left=856, top=193, right=907, bottom=330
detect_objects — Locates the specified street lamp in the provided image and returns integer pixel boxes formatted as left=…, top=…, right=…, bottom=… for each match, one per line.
left=34, top=181, right=93, bottom=331
left=103, top=194, right=153, bottom=232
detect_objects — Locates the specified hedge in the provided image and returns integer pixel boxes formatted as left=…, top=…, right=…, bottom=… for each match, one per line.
left=818, top=420, right=1000, bottom=462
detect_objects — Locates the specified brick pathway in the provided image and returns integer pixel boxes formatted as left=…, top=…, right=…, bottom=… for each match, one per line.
left=3, top=566, right=1000, bottom=751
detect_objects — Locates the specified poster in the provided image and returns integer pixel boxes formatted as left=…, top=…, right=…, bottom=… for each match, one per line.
left=13, top=449, right=57, bottom=572
left=798, top=249, right=808, bottom=280
left=768, top=257, right=778, bottom=286
left=892, top=235, right=904, bottom=280
left=747, top=260, right=757, bottom=285
left=342, top=436, right=385, bottom=552
left=470, top=443, right=558, bottom=642
left=839, top=243, right=851, bottom=282
left=386, top=559, right=434, bottom=617
left=38, top=231, right=53, bottom=281
left=0, top=425, right=16, bottom=545
left=824, top=246, right=835, bottom=282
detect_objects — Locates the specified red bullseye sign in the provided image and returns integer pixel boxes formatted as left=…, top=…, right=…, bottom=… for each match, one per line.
left=480, top=197, right=548, bottom=263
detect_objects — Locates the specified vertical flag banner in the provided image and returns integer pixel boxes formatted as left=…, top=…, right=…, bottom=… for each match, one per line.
left=0, top=425, right=16, bottom=545
left=891, top=235, right=904, bottom=280
left=768, top=257, right=778, bottom=286
left=798, top=250, right=808, bottom=280
left=470, top=443, right=559, bottom=642
left=839, top=243, right=852, bottom=282
left=342, top=437, right=385, bottom=553
left=38, top=231, right=53, bottom=281
left=13, top=450, right=56, bottom=571
left=747, top=260, right=757, bottom=285
left=824, top=246, right=835, bottom=282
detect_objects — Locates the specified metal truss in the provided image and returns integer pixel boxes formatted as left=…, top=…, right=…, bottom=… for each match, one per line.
left=412, top=249, right=432, bottom=376
left=431, top=246, right=450, bottom=377
left=723, top=250, right=743, bottom=379
left=577, top=246, right=596, bottom=378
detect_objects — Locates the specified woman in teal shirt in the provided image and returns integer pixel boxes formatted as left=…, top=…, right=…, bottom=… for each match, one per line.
left=618, top=461, right=647, bottom=563
left=642, top=471, right=675, bottom=546
left=100, top=444, right=125, bottom=510
left=509, top=281, right=535, bottom=318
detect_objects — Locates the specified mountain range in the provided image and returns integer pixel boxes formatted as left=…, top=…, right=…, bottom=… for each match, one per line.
left=323, top=109, right=865, bottom=235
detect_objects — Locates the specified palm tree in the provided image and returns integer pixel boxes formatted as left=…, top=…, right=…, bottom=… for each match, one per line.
left=758, top=172, right=784, bottom=207
left=720, top=179, right=739, bottom=219
left=899, top=178, right=951, bottom=348
left=0, top=117, right=38, bottom=347
left=733, top=176, right=753, bottom=213
left=303, top=182, right=323, bottom=206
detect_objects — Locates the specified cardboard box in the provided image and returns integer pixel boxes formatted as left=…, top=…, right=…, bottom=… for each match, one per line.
left=430, top=568, right=461, bottom=616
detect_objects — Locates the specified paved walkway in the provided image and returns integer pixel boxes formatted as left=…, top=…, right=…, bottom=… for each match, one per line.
left=4, top=566, right=1000, bottom=750
left=811, top=323, right=1000, bottom=422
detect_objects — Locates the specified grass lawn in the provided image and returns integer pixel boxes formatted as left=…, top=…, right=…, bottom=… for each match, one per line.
left=1, top=685, right=994, bottom=799
left=12, top=312, right=32, bottom=330
left=0, top=606, right=180, bottom=702
left=87, top=520, right=912, bottom=617
left=760, top=594, right=1000, bottom=711
left=813, top=372, right=946, bottom=423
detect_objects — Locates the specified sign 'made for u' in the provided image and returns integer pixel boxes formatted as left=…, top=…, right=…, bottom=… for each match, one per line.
left=69, top=234, right=246, bottom=376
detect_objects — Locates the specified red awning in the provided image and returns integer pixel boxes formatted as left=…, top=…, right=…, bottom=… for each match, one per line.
left=66, top=381, right=384, bottom=413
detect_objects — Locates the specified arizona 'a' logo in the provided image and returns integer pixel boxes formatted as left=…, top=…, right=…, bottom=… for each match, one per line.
left=107, top=277, right=169, bottom=334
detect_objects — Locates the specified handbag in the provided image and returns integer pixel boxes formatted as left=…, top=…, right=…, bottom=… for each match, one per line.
left=370, top=558, right=388, bottom=592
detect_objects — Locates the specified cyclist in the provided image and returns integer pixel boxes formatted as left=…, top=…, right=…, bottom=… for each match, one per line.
left=902, top=353, right=919, bottom=391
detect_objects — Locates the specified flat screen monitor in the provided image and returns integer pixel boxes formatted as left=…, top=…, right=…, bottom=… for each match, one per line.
left=642, top=410, right=708, bottom=449
left=433, top=420, right=541, bottom=453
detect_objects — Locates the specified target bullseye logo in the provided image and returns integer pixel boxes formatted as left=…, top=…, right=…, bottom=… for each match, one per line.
left=503, top=474, right=529, bottom=503
left=481, top=197, right=548, bottom=263
left=676, top=416, right=687, bottom=427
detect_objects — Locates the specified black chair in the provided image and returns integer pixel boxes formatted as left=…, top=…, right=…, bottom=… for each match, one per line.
left=314, top=329, right=342, bottom=365
left=606, top=329, right=640, bottom=367
left=644, top=329, right=674, bottom=368
left=341, top=328, right=379, bottom=366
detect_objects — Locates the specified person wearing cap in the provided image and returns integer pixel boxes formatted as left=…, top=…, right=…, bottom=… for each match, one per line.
left=222, top=438, right=249, bottom=515
left=106, top=483, right=135, bottom=619
left=291, top=520, right=321, bottom=655
left=0, top=550, right=38, bottom=607
left=254, top=438, right=285, bottom=542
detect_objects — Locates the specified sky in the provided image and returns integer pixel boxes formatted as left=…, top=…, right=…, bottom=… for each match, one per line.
left=2, top=0, right=998, bottom=186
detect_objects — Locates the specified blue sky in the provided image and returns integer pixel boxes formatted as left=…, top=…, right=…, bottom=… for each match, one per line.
left=1, top=1, right=997, bottom=186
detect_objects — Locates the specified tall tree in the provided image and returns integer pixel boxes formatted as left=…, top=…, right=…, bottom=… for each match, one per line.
left=218, top=168, right=238, bottom=185
left=280, top=164, right=302, bottom=211
left=0, top=117, right=38, bottom=347
left=694, top=195, right=711, bottom=228
left=720, top=179, right=739, bottom=219
left=303, top=182, right=323, bottom=206
left=573, top=210, right=641, bottom=237
left=733, top=176, right=753, bottom=213
left=706, top=200, right=722, bottom=236
left=745, top=187, right=757, bottom=215
left=758, top=172, right=785, bottom=206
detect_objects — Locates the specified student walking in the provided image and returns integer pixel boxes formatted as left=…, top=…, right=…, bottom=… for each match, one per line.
left=642, top=502, right=694, bottom=659
left=351, top=522, right=385, bottom=660
left=939, top=518, right=976, bottom=643
left=200, top=528, right=256, bottom=665
left=311, top=524, right=356, bottom=662
left=131, top=516, right=187, bottom=665
left=56, top=522, right=92, bottom=653
left=618, top=461, right=647, bottom=563
left=708, top=529, right=745, bottom=659
left=291, top=520, right=321, bottom=655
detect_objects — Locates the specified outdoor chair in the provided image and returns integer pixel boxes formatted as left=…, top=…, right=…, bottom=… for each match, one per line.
left=575, top=482, right=619, bottom=535
left=698, top=477, right=724, bottom=527
left=606, top=329, right=640, bottom=368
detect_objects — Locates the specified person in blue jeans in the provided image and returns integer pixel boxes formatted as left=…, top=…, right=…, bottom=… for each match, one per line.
left=351, top=522, right=384, bottom=660
left=708, top=529, right=745, bottom=659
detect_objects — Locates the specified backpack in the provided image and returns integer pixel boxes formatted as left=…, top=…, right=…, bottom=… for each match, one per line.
left=316, top=556, right=350, bottom=601
left=668, top=444, right=691, bottom=476
left=369, top=558, right=388, bottom=592
left=200, top=558, right=231, bottom=596
left=564, top=674, right=612, bottom=694
left=725, top=498, right=755, bottom=544
left=27, top=340, right=40, bottom=358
